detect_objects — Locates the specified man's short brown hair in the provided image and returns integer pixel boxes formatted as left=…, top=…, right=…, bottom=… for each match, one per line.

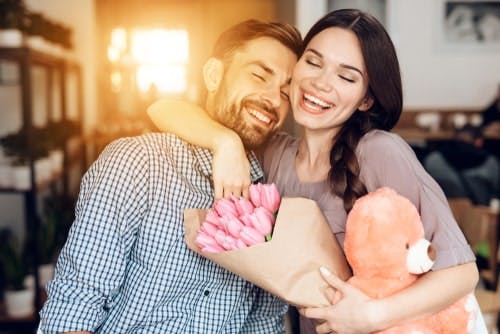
left=211, top=19, right=303, bottom=64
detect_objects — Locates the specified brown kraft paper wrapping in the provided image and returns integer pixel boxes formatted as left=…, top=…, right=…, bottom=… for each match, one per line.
left=184, top=197, right=348, bottom=307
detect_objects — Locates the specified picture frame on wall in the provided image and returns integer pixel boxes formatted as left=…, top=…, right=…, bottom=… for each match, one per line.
left=437, top=0, right=500, bottom=51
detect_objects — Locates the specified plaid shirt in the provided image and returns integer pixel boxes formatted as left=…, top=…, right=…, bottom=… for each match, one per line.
left=39, top=133, right=287, bottom=334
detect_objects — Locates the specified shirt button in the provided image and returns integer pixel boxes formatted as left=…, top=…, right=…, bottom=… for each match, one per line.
left=203, top=290, right=210, bottom=296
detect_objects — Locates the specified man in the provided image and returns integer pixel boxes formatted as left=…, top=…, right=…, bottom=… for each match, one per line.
left=39, top=19, right=301, bottom=333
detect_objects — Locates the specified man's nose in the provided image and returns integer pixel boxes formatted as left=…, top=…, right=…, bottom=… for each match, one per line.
left=262, top=87, right=281, bottom=109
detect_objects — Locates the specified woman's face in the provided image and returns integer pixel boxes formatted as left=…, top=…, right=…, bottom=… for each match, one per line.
left=290, top=27, right=372, bottom=133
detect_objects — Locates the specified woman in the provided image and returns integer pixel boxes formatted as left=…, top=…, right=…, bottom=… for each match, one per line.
left=148, top=9, right=481, bottom=334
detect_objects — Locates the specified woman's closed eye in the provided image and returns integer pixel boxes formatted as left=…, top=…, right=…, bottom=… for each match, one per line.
left=306, top=59, right=321, bottom=68
left=280, top=90, right=290, bottom=100
left=339, top=75, right=355, bottom=83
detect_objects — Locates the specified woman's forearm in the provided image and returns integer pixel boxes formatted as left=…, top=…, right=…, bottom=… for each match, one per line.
left=374, top=262, right=478, bottom=330
left=147, top=98, right=242, bottom=152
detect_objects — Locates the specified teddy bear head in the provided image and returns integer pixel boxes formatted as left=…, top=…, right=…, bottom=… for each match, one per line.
left=344, top=187, right=435, bottom=279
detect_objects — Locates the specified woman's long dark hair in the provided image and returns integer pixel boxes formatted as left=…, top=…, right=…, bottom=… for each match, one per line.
left=303, top=9, right=403, bottom=212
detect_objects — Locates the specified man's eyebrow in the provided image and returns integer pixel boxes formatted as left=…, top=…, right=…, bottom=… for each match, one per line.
left=248, top=60, right=275, bottom=75
left=305, top=48, right=365, bottom=77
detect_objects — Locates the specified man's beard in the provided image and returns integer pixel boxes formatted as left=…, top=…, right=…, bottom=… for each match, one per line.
left=212, top=89, right=276, bottom=150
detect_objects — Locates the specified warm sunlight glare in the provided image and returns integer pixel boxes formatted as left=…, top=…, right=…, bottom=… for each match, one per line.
left=111, top=28, right=127, bottom=51
left=110, top=71, right=122, bottom=92
left=136, top=65, right=186, bottom=94
left=130, top=29, right=189, bottom=93
left=131, top=29, right=188, bottom=64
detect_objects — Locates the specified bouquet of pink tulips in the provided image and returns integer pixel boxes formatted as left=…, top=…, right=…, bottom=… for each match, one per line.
left=184, top=183, right=348, bottom=307
left=195, top=183, right=281, bottom=253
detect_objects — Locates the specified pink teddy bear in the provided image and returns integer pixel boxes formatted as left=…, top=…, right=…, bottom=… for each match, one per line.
left=341, top=187, right=479, bottom=333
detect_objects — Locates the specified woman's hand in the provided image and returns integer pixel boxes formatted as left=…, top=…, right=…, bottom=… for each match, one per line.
left=300, top=267, right=381, bottom=334
left=212, top=133, right=251, bottom=199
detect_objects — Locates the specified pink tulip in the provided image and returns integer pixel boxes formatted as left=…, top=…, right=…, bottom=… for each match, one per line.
left=249, top=207, right=275, bottom=240
left=198, top=182, right=282, bottom=253
left=249, top=183, right=281, bottom=213
left=231, top=196, right=255, bottom=216
left=205, top=208, right=223, bottom=227
left=213, top=230, right=238, bottom=250
left=214, top=229, right=228, bottom=246
left=214, top=198, right=239, bottom=218
left=261, top=183, right=281, bottom=213
left=239, top=213, right=253, bottom=227
left=195, top=231, right=220, bottom=249
left=239, top=226, right=265, bottom=246
left=235, top=238, right=247, bottom=249
left=220, top=235, right=238, bottom=251
left=220, top=214, right=244, bottom=238
left=249, top=183, right=263, bottom=207
left=201, top=245, right=225, bottom=253
left=200, top=221, right=218, bottom=236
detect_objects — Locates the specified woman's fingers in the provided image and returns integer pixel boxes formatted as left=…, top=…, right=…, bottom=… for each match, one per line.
left=325, top=287, right=337, bottom=305
left=320, top=267, right=349, bottom=294
left=316, top=321, right=335, bottom=334
left=299, top=306, right=328, bottom=320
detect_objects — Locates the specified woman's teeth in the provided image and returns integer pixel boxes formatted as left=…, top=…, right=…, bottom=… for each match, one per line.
left=248, top=109, right=271, bottom=124
left=304, top=93, right=332, bottom=109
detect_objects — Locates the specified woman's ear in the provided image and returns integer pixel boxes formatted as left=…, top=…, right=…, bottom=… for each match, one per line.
left=203, top=57, right=224, bottom=92
left=358, top=95, right=374, bottom=112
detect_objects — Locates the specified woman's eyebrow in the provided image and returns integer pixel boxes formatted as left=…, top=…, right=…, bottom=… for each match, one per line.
left=339, top=63, right=364, bottom=77
left=305, top=48, right=364, bottom=77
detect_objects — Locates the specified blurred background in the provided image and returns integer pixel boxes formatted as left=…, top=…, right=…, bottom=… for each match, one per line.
left=0, top=0, right=499, bottom=333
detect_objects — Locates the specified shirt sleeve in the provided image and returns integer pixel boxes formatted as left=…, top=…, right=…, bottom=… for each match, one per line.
left=240, top=287, right=288, bottom=334
left=358, top=131, right=476, bottom=270
left=39, top=137, right=150, bottom=333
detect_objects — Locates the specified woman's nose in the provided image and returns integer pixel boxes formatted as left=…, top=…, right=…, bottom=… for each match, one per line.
left=311, top=70, right=332, bottom=92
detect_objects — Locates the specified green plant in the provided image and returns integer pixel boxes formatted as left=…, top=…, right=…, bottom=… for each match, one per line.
left=38, top=212, right=58, bottom=265
left=42, top=119, right=80, bottom=149
left=0, top=229, right=28, bottom=291
left=37, top=193, right=76, bottom=264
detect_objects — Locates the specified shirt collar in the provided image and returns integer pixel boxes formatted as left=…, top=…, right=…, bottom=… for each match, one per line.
left=191, top=145, right=264, bottom=183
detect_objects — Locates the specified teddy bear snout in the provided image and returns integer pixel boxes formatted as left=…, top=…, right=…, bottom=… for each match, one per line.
left=407, top=239, right=435, bottom=274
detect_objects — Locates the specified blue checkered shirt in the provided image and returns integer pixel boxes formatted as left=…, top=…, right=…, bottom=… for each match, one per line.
left=39, top=133, right=287, bottom=333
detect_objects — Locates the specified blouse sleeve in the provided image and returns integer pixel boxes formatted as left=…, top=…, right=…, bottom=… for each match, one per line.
left=357, top=130, right=476, bottom=270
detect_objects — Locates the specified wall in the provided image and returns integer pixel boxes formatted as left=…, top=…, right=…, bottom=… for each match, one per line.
left=25, top=0, right=97, bottom=130
left=387, top=0, right=499, bottom=109
left=297, top=0, right=500, bottom=110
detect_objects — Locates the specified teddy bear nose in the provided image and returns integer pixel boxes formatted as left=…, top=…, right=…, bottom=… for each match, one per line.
left=427, top=243, right=436, bottom=262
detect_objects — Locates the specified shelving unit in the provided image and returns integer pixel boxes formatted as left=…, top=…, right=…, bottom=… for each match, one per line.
left=0, top=46, right=85, bottom=333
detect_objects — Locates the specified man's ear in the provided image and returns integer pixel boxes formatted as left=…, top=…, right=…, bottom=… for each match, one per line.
left=203, top=57, right=224, bottom=92
left=358, top=95, right=374, bottom=112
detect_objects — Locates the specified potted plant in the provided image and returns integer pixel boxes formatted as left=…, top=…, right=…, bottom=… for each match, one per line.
left=0, top=127, right=51, bottom=189
left=0, top=228, right=34, bottom=318
left=37, top=196, right=60, bottom=287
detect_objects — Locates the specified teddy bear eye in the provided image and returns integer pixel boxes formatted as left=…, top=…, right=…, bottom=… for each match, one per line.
left=405, top=243, right=409, bottom=249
